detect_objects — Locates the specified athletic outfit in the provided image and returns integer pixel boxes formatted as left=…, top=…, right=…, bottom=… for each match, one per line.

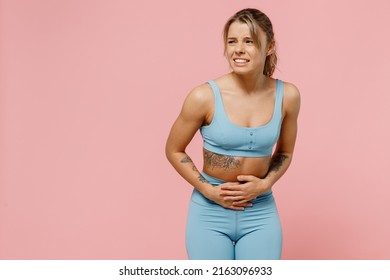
left=186, top=79, right=284, bottom=260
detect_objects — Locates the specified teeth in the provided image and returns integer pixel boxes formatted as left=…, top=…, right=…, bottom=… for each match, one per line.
left=234, top=59, right=249, bottom=63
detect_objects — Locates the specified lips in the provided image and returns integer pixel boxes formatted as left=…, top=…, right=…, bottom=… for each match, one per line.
left=233, top=58, right=250, bottom=63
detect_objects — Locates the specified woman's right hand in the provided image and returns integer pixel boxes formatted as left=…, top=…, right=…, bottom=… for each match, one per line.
left=203, top=183, right=253, bottom=210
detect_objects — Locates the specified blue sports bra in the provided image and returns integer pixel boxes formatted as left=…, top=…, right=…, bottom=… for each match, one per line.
left=200, top=79, right=284, bottom=157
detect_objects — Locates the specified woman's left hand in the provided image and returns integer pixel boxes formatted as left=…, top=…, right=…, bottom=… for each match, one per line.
left=220, top=175, right=271, bottom=206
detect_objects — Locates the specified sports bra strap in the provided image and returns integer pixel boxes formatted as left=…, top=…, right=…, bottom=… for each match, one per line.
left=208, top=80, right=223, bottom=117
left=275, top=79, right=283, bottom=113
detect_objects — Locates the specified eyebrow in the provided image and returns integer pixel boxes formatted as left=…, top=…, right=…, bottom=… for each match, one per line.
left=227, top=36, right=253, bottom=39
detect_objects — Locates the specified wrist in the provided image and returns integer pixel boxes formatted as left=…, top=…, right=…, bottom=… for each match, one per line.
left=198, top=183, right=216, bottom=200
left=260, top=177, right=273, bottom=192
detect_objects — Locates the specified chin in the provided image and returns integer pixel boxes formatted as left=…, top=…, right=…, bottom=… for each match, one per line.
left=232, top=68, right=255, bottom=76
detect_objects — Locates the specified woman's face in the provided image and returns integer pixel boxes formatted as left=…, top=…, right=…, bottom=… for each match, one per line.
left=225, top=21, right=270, bottom=76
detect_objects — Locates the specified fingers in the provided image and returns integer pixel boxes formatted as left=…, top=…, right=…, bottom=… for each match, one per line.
left=220, top=190, right=243, bottom=197
left=217, top=199, right=245, bottom=210
left=233, top=201, right=253, bottom=207
left=212, top=182, right=255, bottom=210
left=227, top=205, right=245, bottom=211
left=227, top=201, right=253, bottom=210
left=216, top=195, right=252, bottom=210
left=219, top=184, right=245, bottom=198
left=219, top=187, right=250, bottom=202
left=237, top=174, right=257, bottom=182
left=224, top=196, right=253, bottom=208
left=219, top=182, right=240, bottom=189
left=220, top=184, right=244, bottom=191
left=223, top=195, right=245, bottom=201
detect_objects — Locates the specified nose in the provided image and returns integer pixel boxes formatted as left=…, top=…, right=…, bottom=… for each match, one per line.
left=235, top=42, right=245, bottom=54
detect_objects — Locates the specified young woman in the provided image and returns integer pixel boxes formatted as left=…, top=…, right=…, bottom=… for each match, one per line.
left=165, top=8, right=300, bottom=260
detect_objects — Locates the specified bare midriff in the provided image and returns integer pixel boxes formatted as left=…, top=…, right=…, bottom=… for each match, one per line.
left=202, top=148, right=271, bottom=182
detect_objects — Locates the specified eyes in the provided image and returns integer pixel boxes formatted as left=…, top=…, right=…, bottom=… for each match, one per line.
left=227, top=38, right=255, bottom=46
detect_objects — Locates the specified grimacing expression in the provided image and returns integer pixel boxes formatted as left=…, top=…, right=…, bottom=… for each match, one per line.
left=225, top=21, right=272, bottom=75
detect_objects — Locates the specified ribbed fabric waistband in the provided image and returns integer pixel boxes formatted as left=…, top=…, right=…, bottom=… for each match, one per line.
left=201, top=172, right=226, bottom=186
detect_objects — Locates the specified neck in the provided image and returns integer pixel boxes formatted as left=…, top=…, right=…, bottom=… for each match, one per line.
left=230, top=71, right=269, bottom=94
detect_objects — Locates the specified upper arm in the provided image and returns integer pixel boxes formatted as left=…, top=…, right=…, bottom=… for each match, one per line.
left=275, top=82, right=301, bottom=155
left=165, top=84, right=213, bottom=155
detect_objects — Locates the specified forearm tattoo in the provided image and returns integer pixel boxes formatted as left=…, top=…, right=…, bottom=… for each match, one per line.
left=180, top=155, right=208, bottom=183
left=180, top=155, right=193, bottom=163
left=180, top=155, right=196, bottom=170
left=268, top=154, right=289, bottom=174
left=203, top=150, right=241, bottom=170
left=198, top=174, right=208, bottom=184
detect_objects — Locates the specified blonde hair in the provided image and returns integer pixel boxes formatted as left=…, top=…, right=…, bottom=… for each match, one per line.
left=223, top=8, right=277, bottom=77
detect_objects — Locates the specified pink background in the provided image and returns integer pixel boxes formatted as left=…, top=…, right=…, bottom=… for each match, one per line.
left=1, top=0, right=390, bottom=259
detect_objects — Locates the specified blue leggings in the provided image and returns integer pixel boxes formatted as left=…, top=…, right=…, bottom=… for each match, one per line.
left=186, top=173, right=282, bottom=260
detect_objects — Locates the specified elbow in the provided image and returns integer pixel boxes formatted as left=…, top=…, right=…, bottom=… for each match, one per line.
left=165, top=143, right=173, bottom=163
left=165, top=142, right=181, bottom=165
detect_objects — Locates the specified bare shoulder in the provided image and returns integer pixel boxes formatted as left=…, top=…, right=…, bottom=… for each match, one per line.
left=180, top=82, right=214, bottom=122
left=282, top=81, right=301, bottom=115
left=185, top=82, right=214, bottom=106
left=283, top=81, right=301, bottom=102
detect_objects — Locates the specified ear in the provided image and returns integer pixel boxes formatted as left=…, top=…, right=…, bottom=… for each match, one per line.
left=266, top=40, right=275, bottom=56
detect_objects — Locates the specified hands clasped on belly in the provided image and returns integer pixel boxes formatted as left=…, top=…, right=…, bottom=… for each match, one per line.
left=208, top=175, right=271, bottom=210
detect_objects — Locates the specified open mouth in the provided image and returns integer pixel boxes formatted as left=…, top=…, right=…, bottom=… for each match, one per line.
left=233, top=58, right=250, bottom=63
